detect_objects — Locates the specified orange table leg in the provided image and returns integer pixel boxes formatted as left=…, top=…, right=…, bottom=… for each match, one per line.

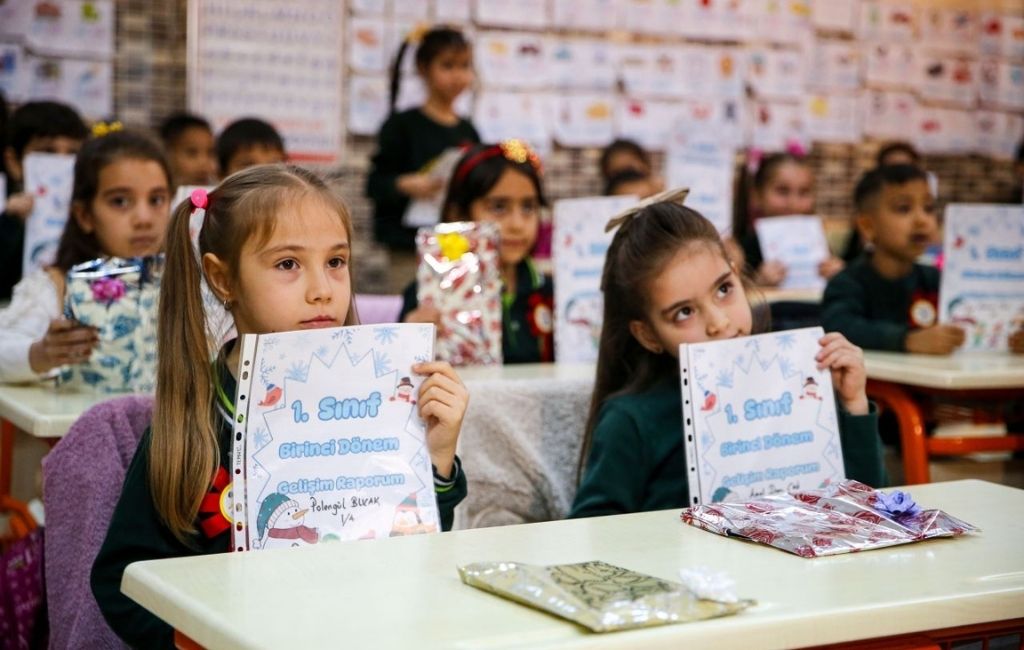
left=866, top=380, right=930, bottom=485
left=174, top=630, right=206, bottom=650
left=0, top=419, right=14, bottom=500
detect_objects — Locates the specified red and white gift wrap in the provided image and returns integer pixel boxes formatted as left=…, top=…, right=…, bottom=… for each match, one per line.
left=416, top=222, right=503, bottom=366
left=681, top=480, right=978, bottom=558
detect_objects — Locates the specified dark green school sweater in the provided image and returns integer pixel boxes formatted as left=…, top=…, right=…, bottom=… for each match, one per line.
left=821, top=256, right=940, bottom=352
left=400, top=257, right=554, bottom=364
left=570, top=376, right=886, bottom=518
left=91, top=362, right=467, bottom=649
left=365, top=109, right=480, bottom=252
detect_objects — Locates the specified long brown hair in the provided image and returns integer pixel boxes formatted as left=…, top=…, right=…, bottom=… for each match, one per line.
left=151, top=164, right=357, bottom=543
left=577, top=201, right=766, bottom=482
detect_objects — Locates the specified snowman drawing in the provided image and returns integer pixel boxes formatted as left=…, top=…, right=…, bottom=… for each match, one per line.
left=799, top=376, right=822, bottom=401
left=256, top=493, right=319, bottom=550
left=390, top=376, right=416, bottom=404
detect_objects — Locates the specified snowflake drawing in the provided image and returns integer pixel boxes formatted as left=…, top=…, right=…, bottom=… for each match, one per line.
left=374, top=326, right=399, bottom=345
left=332, top=329, right=354, bottom=344
left=373, top=350, right=392, bottom=375
left=316, top=345, right=330, bottom=360
left=259, top=357, right=276, bottom=387
left=285, top=360, right=309, bottom=382
left=775, top=332, right=796, bottom=350
left=716, top=368, right=734, bottom=389
left=778, top=356, right=795, bottom=379
left=254, top=428, right=271, bottom=449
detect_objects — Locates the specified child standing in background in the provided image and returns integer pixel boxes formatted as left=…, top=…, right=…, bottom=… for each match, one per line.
left=822, top=165, right=965, bottom=355
left=735, top=152, right=845, bottom=287
left=570, top=196, right=885, bottom=518
left=92, top=165, right=469, bottom=648
left=159, top=112, right=217, bottom=186
left=216, top=117, right=287, bottom=178
left=366, top=27, right=480, bottom=290
left=401, top=140, right=554, bottom=364
left=0, top=101, right=88, bottom=301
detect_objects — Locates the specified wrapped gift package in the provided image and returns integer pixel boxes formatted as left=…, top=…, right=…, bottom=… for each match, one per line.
left=458, top=560, right=753, bottom=632
left=682, top=480, right=978, bottom=558
left=416, top=221, right=502, bottom=366
left=63, top=256, right=163, bottom=393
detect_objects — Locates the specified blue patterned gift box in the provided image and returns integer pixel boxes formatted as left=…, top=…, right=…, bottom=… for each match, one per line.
left=63, top=256, right=163, bottom=393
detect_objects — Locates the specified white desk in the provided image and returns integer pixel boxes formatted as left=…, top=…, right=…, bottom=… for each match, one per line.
left=123, top=479, right=1023, bottom=650
left=863, top=351, right=1024, bottom=484
left=864, top=350, right=1024, bottom=390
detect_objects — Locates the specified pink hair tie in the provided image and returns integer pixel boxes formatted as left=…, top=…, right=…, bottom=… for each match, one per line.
left=190, top=188, right=209, bottom=210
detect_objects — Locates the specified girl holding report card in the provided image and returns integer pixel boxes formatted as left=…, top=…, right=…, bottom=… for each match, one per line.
left=92, top=166, right=469, bottom=649
left=570, top=190, right=886, bottom=519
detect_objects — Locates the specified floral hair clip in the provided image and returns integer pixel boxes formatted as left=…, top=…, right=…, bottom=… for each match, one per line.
left=407, top=22, right=430, bottom=45
left=91, top=120, right=123, bottom=138
left=453, top=139, right=543, bottom=184
left=190, top=188, right=209, bottom=211
left=605, top=186, right=690, bottom=234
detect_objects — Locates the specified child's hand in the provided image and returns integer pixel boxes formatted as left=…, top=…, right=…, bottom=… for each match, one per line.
left=396, top=173, right=444, bottom=200
left=1008, top=328, right=1024, bottom=355
left=905, top=325, right=965, bottom=355
left=756, top=260, right=787, bottom=287
left=5, top=193, right=34, bottom=221
left=404, top=304, right=441, bottom=327
left=817, top=332, right=868, bottom=415
left=818, top=256, right=845, bottom=280
left=414, top=361, right=468, bottom=479
left=28, top=318, right=99, bottom=374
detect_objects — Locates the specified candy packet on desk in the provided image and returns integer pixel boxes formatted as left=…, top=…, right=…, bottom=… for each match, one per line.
left=416, top=221, right=502, bottom=366
left=458, top=560, right=753, bottom=632
left=681, top=480, right=978, bottom=558
left=63, top=256, right=164, bottom=393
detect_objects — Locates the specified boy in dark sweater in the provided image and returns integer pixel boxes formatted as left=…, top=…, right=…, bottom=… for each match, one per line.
left=822, top=165, right=964, bottom=355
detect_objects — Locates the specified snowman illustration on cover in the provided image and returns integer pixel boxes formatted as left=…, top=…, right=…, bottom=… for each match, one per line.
left=256, top=493, right=320, bottom=549
left=799, top=376, right=822, bottom=401
left=390, top=376, right=417, bottom=404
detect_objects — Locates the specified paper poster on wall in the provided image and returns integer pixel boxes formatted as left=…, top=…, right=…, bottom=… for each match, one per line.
left=22, top=153, right=75, bottom=278
left=617, top=45, right=686, bottom=100
left=681, top=326, right=845, bottom=505
left=812, top=0, right=858, bottom=33
left=861, top=89, right=916, bottom=140
left=979, top=60, right=1024, bottom=111
left=916, top=51, right=978, bottom=109
left=864, top=42, right=916, bottom=89
left=551, top=0, right=620, bottom=32
left=614, top=97, right=679, bottom=152
left=746, top=47, right=806, bottom=101
left=475, top=0, right=549, bottom=29
left=939, top=205, right=1024, bottom=352
left=679, top=0, right=751, bottom=42
left=190, top=0, right=343, bottom=163
left=548, top=39, right=617, bottom=91
left=393, top=0, right=430, bottom=19
left=859, top=0, right=915, bottom=42
left=23, top=56, right=113, bottom=120
left=551, top=94, right=615, bottom=148
left=749, top=100, right=806, bottom=152
left=747, top=0, right=811, bottom=47
left=674, top=98, right=745, bottom=149
left=348, top=17, right=388, bottom=73
left=754, top=215, right=831, bottom=291
left=475, top=31, right=549, bottom=90
left=0, top=44, right=24, bottom=101
left=552, top=195, right=637, bottom=363
left=665, top=138, right=735, bottom=236
left=0, top=0, right=32, bottom=39
left=25, top=0, right=115, bottom=60
left=230, top=324, right=441, bottom=550
left=803, top=94, right=860, bottom=143
left=914, top=106, right=974, bottom=154
left=351, top=0, right=388, bottom=15
left=979, top=13, right=1024, bottom=60
left=435, top=0, right=472, bottom=22
left=473, top=90, right=553, bottom=155
left=677, top=46, right=745, bottom=101
left=975, top=111, right=1024, bottom=161
left=809, top=40, right=861, bottom=92
left=348, top=75, right=389, bottom=136
left=919, top=7, right=978, bottom=54
left=621, top=0, right=682, bottom=36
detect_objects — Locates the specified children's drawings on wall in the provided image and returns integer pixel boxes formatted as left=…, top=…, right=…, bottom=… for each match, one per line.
left=939, top=205, right=1024, bottom=352
left=802, top=94, right=860, bottom=143
left=474, top=0, right=549, bottom=30
left=475, top=31, right=550, bottom=90
left=860, top=89, right=916, bottom=141
left=915, top=50, right=978, bottom=109
left=746, top=47, right=806, bottom=101
left=750, top=100, right=806, bottom=152
left=975, top=110, right=1024, bottom=161
left=919, top=7, right=978, bottom=55
left=859, top=0, right=915, bottom=42
left=551, top=94, right=616, bottom=148
left=548, top=39, right=617, bottom=91
left=864, top=42, right=916, bottom=89
left=809, top=40, right=862, bottom=92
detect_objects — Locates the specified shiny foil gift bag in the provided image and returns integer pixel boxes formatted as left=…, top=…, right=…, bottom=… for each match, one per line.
left=63, top=256, right=163, bottom=393
left=416, top=221, right=502, bottom=366
left=458, top=560, right=753, bottom=632
left=682, top=480, right=978, bottom=558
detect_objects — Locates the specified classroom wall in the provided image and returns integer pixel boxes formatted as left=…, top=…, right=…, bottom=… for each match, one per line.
left=109, top=0, right=1020, bottom=293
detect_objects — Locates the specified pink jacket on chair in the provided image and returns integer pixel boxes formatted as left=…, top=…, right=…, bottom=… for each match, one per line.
left=42, top=395, right=153, bottom=650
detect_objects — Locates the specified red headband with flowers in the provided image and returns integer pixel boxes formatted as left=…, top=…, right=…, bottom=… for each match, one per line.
left=453, top=139, right=542, bottom=184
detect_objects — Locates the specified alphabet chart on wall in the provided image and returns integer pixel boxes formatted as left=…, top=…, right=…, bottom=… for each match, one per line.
left=231, top=324, right=439, bottom=551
